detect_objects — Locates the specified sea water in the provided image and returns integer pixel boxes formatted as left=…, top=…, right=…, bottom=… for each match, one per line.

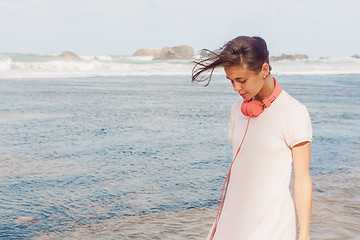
left=0, top=54, right=359, bottom=239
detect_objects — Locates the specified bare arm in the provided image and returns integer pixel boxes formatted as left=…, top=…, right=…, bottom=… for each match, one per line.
left=292, top=141, right=312, bottom=240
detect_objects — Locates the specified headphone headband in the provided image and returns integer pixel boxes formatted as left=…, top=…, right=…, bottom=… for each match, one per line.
left=262, top=78, right=282, bottom=107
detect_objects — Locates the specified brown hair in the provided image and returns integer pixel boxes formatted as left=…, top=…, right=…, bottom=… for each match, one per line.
left=192, top=36, right=272, bottom=86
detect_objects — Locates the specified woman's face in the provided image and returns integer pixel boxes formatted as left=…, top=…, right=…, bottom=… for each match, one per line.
left=224, top=64, right=266, bottom=101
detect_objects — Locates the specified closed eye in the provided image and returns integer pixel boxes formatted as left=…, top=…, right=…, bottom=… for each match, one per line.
left=226, top=77, right=247, bottom=84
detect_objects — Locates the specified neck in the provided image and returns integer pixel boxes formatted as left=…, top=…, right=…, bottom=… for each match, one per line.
left=254, top=74, right=274, bottom=101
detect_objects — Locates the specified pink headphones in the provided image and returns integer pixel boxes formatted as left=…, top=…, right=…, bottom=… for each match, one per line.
left=241, top=78, right=282, bottom=117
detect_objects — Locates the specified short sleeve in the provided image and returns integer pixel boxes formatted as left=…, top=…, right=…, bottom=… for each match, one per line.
left=285, top=104, right=313, bottom=148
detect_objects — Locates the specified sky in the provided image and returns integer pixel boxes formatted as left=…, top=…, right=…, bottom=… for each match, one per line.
left=0, top=0, right=359, bottom=57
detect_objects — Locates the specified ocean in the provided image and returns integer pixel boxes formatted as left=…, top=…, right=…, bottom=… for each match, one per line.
left=0, top=53, right=359, bottom=239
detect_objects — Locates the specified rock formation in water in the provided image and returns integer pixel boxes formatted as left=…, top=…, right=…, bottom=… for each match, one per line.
left=133, top=45, right=194, bottom=60
left=60, top=51, right=83, bottom=60
left=270, top=54, right=308, bottom=61
left=351, top=54, right=360, bottom=59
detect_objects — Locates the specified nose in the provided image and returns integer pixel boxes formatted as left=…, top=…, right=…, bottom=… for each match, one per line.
left=233, top=82, right=242, bottom=92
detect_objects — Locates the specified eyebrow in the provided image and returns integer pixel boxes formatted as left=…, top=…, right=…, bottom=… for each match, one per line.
left=226, top=76, right=246, bottom=81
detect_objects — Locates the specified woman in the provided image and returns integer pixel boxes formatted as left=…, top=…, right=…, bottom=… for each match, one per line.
left=192, top=36, right=312, bottom=240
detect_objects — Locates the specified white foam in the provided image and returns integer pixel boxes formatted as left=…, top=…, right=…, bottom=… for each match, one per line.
left=95, top=55, right=113, bottom=61
left=127, top=55, right=155, bottom=61
left=271, top=57, right=360, bottom=75
left=78, top=55, right=95, bottom=61
left=77, top=55, right=113, bottom=61
left=1, top=54, right=360, bottom=79
left=0, top=56, right=12, bottom=70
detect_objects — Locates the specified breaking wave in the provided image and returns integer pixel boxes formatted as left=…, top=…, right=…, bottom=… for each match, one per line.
left=1, top=53, right=360, bottom=78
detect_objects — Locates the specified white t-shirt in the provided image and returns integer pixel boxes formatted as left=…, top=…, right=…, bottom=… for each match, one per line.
left=207, top=90, right=312, bottom=240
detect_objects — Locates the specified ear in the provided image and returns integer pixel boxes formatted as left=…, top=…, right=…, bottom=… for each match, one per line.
left=261, top=63, right=270, bottom=77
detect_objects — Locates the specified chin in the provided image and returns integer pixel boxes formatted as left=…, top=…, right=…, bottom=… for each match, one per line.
left=240, top=95, right=251, bottom=101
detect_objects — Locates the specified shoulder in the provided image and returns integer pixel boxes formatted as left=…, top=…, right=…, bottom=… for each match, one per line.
left=277, top=90, right=302, bottom=106
left=276, top=90, right=309, bottom=116
left=279, top=91, right=313, bottom=147
left=272, top=90, right=312, bottom=130
left=230, top=99, right=243, bottom=113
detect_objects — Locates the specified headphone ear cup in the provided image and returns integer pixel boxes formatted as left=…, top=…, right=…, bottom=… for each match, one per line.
left=241, top=100, right=264, bottom=117
left=241, top=101, right=251, bottom=116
